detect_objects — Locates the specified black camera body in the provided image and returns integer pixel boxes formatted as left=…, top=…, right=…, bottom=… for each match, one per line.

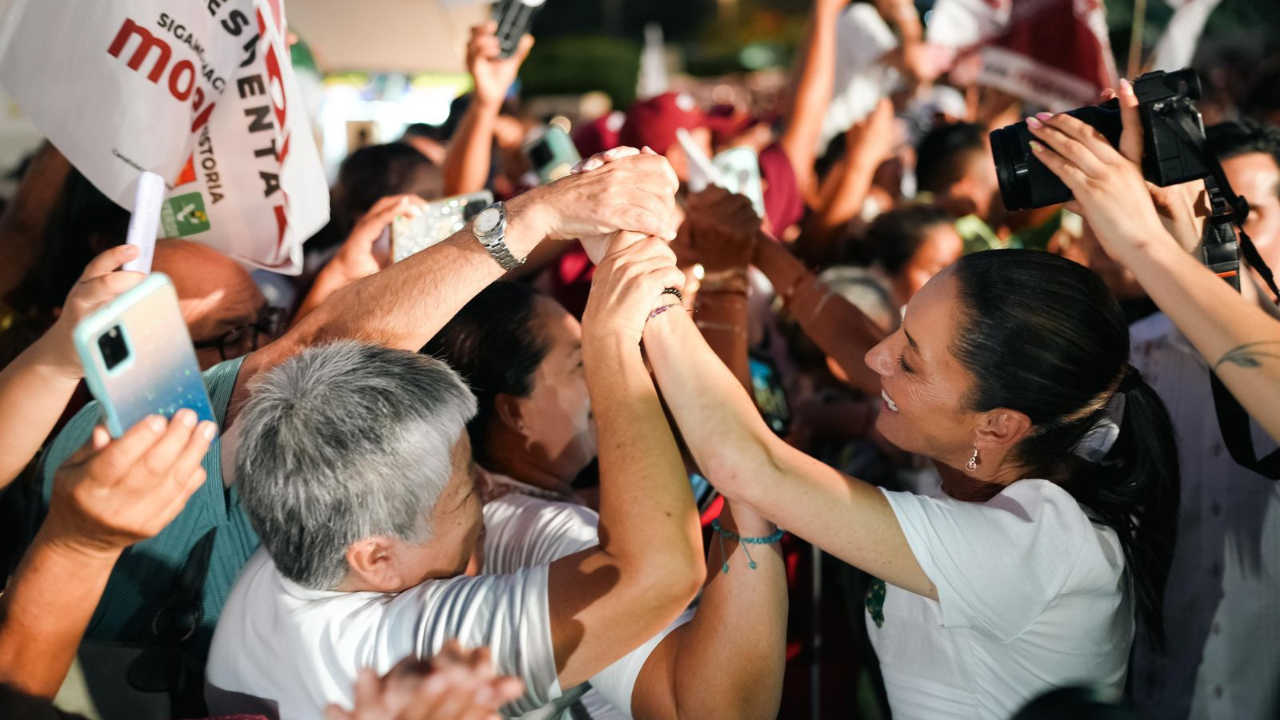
left=991, top=69, right=1211, bottom=212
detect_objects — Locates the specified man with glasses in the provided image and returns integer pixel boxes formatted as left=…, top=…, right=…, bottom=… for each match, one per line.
left=153, top=239, right=288, bottom=369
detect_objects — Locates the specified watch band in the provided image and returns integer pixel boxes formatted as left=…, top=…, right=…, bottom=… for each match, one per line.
left=474, top=202, right=526, bottom=272
left=485, top=240, right=526, bottom=272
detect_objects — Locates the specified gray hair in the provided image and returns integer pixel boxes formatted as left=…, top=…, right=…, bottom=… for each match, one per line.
left=234, top=341, right=477, bottom=590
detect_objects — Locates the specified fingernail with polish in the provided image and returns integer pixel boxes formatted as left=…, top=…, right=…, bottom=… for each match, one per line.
left=1029, top=140, right=1045, bottom=153
left=1026, top=116, right=1043, bottom=129
left=178, top=409, right=196, bottom=427
left=1035, top=112, right=1053, bottom=121
left=201, top=422, right=217, bottom=440
left=148, top=415, right=166, bottom=432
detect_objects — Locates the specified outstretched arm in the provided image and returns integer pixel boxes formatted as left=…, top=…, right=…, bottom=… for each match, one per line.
left=797, top=98, right=896, bottom=264
left=641, top=305, right=933, bottom=597
left=543, top=234, right=705, bottom=689
left=234, top=153, right=680, bottom=425
left=778, top=0, right=848, bottom=203
left=0, top=413, right=213, bottom=697
left=443, top=23, right=533, bottom=196
left=628, top=207, right=788, bottom=720
left=1029, top=81, right=1280, bottom=443
left=753, top=235, right=886, bottom=394
left=0, top=245, right=145, bottom=489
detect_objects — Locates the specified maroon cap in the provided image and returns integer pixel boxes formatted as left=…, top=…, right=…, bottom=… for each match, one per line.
left=572, top=110, right=626, bottom=158
left=618, top=92, right=706, bottom=156
left=759, top=142, right=804, bottom=234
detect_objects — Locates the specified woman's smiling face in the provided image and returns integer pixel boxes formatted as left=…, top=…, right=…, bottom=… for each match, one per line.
left=864, top=267, right=986, bottom=473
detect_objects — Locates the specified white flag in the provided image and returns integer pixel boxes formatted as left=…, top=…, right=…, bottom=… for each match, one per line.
left=0, top=0, right=328, bottom=273
left=1151, top=0, right=1224, bottom=73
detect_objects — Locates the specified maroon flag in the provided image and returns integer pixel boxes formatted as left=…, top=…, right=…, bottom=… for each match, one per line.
left=929, top=0, right=1119, bottom=110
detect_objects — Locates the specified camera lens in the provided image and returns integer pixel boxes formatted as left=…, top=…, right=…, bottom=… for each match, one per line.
left=990, top=102, right=1124, bottom=212
left=990, top=124, right=1035, bottom=212
left=97, top=325, right=130, bottom=371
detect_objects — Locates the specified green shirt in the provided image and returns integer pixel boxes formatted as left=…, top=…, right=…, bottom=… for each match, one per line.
left=36, top=357, right=258, bottom=657
left=956, top=211, right=1064, bottom=255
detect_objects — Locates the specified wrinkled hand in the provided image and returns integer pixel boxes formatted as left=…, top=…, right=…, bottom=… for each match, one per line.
left=325, top=642, right=524, bottom=720
left=1105, top=82, right=1208, bottom=252
left=467, top=22, right=534, bottom=109
left=1027, top=96, right=1173, bottom=263
left=331, top=195, right=427, bottom=281
left=582, top=233, right=686, bottom=350
left=42, top=410, right=215, bottom=558
left=523, top=147, right=679, bottom=259
left=43, top=245, right=147, bottom=380
left=684, top=187, right=760, bottom=272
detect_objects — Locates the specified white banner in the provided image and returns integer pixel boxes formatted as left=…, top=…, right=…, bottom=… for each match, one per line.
left=0, top=0, right=327, bottom=273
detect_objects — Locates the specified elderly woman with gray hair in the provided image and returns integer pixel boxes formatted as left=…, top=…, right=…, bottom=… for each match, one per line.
left=204, top=233, right=786, bottom=720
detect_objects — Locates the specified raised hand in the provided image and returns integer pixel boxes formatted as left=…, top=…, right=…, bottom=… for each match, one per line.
left=333, top=195, right=428, bottom=281
left=1026, top=100, right=1172, bottom=264
left=582, top=233, right=686, bottom=349
left=41, top=410, right=215, bottom=558
left=1106, top=81, right=1208, bottom=252
left=467, top=22, right=534, bottom=110
left=325, top=642, right=524, bottom=720
left=519, top=148, right=681, bottom=252
left=44, top=245, right=147, bottom=379
left=685, top=187, right=760, bottom=272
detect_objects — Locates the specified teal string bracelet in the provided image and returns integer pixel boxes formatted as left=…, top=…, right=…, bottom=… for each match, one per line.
left=711, top=519, right=784, bottom=573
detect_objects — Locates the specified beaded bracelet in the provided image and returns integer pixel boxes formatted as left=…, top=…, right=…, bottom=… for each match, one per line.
left=711, top=519, right=784, bottom=573
left=646, top=302, right=684, bottom=324
left=661, top=287, right=683, bottom=303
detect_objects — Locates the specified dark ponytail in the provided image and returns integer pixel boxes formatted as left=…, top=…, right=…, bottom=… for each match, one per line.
left=951, top=251, right=1180, bottom=649
left=421, top=282, right=551, bottom=467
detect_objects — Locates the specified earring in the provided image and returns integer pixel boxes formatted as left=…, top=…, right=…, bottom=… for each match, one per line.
left=965, top=447, right=979, bottom=472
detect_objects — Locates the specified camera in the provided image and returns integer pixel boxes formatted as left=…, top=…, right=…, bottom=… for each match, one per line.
left=97, top=325, right=130, bottom=371
left=991, top=68, right=1211, bottom=212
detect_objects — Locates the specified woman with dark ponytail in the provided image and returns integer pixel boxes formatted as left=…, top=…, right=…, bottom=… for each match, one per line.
left=587, top=235, right=1181, bottom=719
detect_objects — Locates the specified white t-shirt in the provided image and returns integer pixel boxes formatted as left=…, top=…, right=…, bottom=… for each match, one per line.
left=869, top=479, right=1133, bottom=720
left=205, top=494, right=689, bottom=720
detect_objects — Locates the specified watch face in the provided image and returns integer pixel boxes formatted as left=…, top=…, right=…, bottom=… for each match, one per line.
left=475, top=207, right=501, bottom=236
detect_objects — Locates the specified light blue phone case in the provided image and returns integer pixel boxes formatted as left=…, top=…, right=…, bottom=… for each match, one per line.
left=72, top=272, right=215, bottom=438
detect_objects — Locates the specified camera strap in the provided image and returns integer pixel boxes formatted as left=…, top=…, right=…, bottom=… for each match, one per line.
left=1184, top=115, right=1280, bottom=480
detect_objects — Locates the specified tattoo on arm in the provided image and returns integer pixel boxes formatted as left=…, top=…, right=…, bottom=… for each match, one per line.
left=1215, top=341, right=1280, bottom=370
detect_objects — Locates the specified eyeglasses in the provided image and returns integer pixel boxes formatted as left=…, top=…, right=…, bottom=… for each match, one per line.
left=193, top=305, right=289, bottom=361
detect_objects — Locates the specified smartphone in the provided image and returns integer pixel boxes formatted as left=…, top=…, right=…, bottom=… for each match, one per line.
left=124, top=171, right=166, bottom=273
left=492, top=0, right=545, bottom=58
left=749, top=351, right=791, bottom=437
left=73, top=273, right=215, bottom=438
left=524, top=125, right=581, bottom=184
left=391, top=191, right=494, bottom=263
left=713, top=147, right=765, bottom=219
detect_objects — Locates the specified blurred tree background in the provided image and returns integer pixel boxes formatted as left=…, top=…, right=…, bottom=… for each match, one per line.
left=517, top=0, right=1280, bottom=108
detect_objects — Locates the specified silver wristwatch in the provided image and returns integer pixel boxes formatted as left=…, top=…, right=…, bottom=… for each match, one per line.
left=472, top=202, right=526, bottom=272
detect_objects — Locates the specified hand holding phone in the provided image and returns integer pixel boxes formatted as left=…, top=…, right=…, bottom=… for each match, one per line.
left=73, top=273, right=215, bottom=438
left=468, top=13, right=535, bottom=109
left=392, top=191, right=494, bottom=263
left=42, top=245, right=147, bottom=381
left=492, top=0, right=545, bottom=59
